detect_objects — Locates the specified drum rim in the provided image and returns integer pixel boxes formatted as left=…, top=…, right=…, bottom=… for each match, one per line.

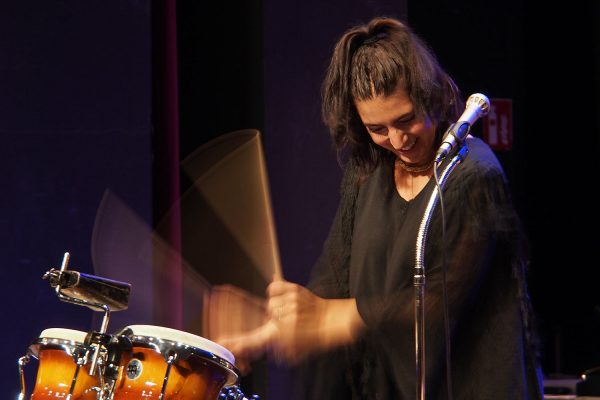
left=28, top=336, right=92, bottom=359
left=122, top=325, right=239, bottom=387
left=124, top=325, right=234, bottom=363
left=28, top=328, right=97, bottom=358
left=126, top=334, right=239, bottom=386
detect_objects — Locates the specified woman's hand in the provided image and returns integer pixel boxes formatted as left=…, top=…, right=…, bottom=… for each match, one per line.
left=265, top=280, right=365, bottom=365
left=216, top=320, right=278, bottom=375
left=216, top=279, right=366, bottom=372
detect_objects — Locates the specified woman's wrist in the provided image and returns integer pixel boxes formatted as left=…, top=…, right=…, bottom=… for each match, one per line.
left=323, top=298, right=366, bottom=348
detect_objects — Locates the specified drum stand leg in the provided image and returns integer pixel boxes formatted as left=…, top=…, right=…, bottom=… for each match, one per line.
left=97, top=370, right=107, bottom=400
left=80, top=306, right=112, bottom=400
left=17, top=355, right=30, bottom=400
left=89, top=304, right=111, bottom=378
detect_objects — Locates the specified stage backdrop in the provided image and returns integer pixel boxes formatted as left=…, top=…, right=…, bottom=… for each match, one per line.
left=0, top=1, right=152, bottom=397
left=2, top=0, right=598, bottom=398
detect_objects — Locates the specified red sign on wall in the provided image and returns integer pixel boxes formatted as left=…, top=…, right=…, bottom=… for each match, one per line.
left=482, top=98, right=513, bottom=151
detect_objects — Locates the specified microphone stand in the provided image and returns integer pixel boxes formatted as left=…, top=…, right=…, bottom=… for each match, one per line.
left=414, top=144, right=469, bottom=400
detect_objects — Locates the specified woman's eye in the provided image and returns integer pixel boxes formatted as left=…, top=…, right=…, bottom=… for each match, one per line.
left=395, top=114, right=415, bottom=126
left=368, top=126, right=387, bottom=135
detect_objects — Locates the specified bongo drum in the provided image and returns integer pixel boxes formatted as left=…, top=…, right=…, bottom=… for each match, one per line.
left=112, top=325, right=238, bottom=400
left=28, top=328, right=99, bottom=400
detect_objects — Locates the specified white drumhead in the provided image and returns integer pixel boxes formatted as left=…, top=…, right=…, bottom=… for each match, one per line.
left=125, top=325, right=235, bottom=365
left=39, top=328, right=88, bottom=343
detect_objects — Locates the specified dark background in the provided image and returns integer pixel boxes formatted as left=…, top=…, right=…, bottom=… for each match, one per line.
left=1, top=0, right=598, bottom=398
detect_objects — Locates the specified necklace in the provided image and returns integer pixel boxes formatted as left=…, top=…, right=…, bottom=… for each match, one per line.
left=395, top=158, right=434, bottom=173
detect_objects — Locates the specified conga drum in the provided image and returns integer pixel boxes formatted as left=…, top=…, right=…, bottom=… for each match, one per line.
left=111, top=325, right=238, bottom=400
left=28, top=328, right=99, bottom=400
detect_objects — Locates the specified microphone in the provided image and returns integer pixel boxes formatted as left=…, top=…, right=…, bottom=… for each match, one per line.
left=434, top=93, right=490, bottom=163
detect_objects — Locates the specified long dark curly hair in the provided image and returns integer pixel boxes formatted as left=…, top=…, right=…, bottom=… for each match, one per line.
left=321, top=17, right=463, bottom=178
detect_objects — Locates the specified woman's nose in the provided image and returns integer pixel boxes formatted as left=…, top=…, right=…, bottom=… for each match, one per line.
left=388, top=129, right=406, bottom=150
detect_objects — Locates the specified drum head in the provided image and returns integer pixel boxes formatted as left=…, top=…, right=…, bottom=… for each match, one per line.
left=39, top=328, right=88, bottom=342
left=30, top=328, right=89, bottom=358
left=123, top=324, right=238, bottom=386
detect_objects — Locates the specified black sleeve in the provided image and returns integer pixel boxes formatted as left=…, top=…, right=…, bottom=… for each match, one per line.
left=307, top=160, right=359, bottom=299
left=289, top=347, right=354, bottom=400
left=291, top=161, right=360, bottom=400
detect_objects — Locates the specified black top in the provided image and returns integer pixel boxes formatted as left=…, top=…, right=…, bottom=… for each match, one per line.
left=292, top=137, right=543, bottom=400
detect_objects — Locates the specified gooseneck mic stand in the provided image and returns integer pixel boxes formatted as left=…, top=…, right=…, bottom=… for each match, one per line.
left=414, top=145, right=469, bottom=400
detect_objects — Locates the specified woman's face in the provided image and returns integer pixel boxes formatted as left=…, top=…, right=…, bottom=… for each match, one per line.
left=355, top=86, right=437, bottom=166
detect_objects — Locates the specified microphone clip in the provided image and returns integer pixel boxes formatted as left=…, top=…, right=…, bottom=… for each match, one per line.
left=434, top=93, right=490, bottom=164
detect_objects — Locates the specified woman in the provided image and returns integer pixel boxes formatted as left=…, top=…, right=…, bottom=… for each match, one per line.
left=221, top=17, right=543, bottom=399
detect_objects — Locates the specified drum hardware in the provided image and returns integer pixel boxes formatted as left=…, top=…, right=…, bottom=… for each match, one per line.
left=114, top=325, right=240, bottom=384
left=17, top=355, right=29, bottom=400
left=161, top=354, right=177, bottom=399
left=219, top=386, right=261, bottom=400
left=42, top=252, right=131, bottom=313
left=110, top=324, right=244, bottom=400
left=43, top=251, right=131, bottom=379
left=18, top=251, right=132, bottom=399
left=79, top=330, right=134, bottom=399
left=20, top=328, right=101, bottom=399
left=70, top=347, right=89, bottom=396
left=19, top=253, right=260, bottom=400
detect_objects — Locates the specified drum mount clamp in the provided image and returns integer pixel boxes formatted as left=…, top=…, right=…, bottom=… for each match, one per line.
left=42, top=252, right=132, bottom=382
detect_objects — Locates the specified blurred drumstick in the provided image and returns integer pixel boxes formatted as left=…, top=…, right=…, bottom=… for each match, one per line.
left=180, top=129, right=284, bottom=285
left=257, top=138, right=283, bottom=282
left=91, top=130, right=280, bottom=350
left=91, top=190, right=268, bottom=341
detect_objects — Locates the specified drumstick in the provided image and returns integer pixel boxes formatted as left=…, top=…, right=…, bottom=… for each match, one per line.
left=257, top=139, right=283, bottom=282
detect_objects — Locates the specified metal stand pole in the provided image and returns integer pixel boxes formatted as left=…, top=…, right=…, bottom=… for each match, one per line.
left=414, top=145, right=468, bottom=400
